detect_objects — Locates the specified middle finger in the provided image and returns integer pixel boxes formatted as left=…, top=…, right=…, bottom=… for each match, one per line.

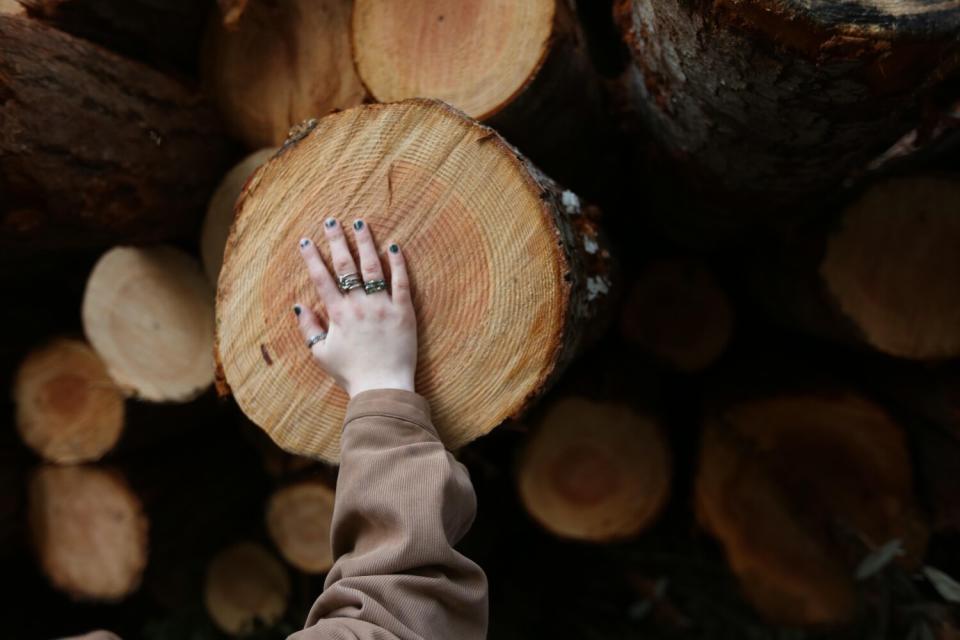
left=323, top=217, right=362, bottom=296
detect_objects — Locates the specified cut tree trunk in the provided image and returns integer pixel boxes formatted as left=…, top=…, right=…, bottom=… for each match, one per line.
left=82, top=246, right=215, bottom=402
left=620, top=258, right=734, bottom=372
left=201, top=0, right=365, bottom=149
left=20, top=0, right=213, bottom=74
left=615, top=0, right=960, bottom=209
left=750, top=175, right=960, bottom=361
left=28, top=465, right=149, bottom=601
left=202, top=148, right=277, bottom=284
left=204, top=542, right=291, bottom=636
left=0, top=0, right=23, bottom=14
left=14, top=338, right=125, bottom=464
left=0, top=16, right=232, bottom=254
left=351, top=0, right=607, bottom=190
left=265, top=481, right=336, bottom=573
left=517, top=396, right=670, bottom=542
left=696, top=391, right=928, bottom=626
left=215, top=99, right=615, bottom=462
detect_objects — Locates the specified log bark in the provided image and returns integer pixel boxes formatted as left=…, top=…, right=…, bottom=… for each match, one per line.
left=204, top=542, right=291, bottom=636
left=615, top=0, right=960, bottom=210
left=28, top=465, right=149, bottom=601
left=201, top=0, right=365, bottom=149
left=517, top=396, right=670, bottom=542
left=748, top=175, right=960, bottom=360
left=265, top=481, right=336, bottom=574
left=351, top=0, right=607, bottom=190
left=0, top=16, right=233, bottom=253
left=695, top=391, right=929, bottom=626
left=215, top=99, right=615, bottom=461
left=14, top=338, right=125, bottom=464
left=20, top=0, right=213, bottom=74
left=82, top=246, right=215, bottom=402
left=620, top=258, right=734, bottom=372
left=202, top=148, right=277, bottom=285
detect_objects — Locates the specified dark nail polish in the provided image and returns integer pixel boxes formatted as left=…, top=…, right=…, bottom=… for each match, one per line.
left=389, top=243, right=399, bottom=254
left=353, top=219, right=364, bottom=231
left=293, top=305, right=301, bottom=316
left=325, top=218, right=336, bottom=228
left=299, top=238, right=310, bottom=248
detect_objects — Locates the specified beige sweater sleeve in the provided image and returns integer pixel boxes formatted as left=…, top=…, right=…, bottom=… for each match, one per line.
left=288, top=389, right=489, bottom=640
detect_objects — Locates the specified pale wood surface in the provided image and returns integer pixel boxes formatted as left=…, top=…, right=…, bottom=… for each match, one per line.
left=204, top=542, right=290, bottom=636
left=83, top=246, right=215, bottom=402
left=266, top=481, right=336, bottom=573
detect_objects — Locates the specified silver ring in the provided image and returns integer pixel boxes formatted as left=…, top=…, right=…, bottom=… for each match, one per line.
left=306, top=332, right=326, bottom=349
left=338, top=272, right=363, bottom=292
left=363, top=279, right=387, bottom=294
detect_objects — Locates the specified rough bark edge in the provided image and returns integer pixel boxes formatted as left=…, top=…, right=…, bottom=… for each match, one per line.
left=213, top=100, right=616, bottom=431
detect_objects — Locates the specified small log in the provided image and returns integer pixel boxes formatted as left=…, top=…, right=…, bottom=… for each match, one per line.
left=0, top=0, right=24, bottom=14
left=615, top=0, right=960, bottom=208
left=201, top=0, right=365, bottom=149
left=351, top=0, right=606, bottom=188
left=82, top=246, right=215, bottom=402
left=20, top=0, right=212, bottom=73
left=265, top=481, right=335, bottom=573
left=28, top=465, right=148, bottom=601
left=696, top=392, right=929, bottom=625
left=204, top=541, right=291, bottom=636
left=215, top=100, right=614, bottom=461
left=517, top=396, right=670, bottom=542
left=13, top=338, right=125, bottom=464
left=620, top=258, right=733, bottom=372
left=202, top=148, right=277, bottom=284
left=753, top=176, right=960, bottom=360
left=0, top=16, right=233, bottom=254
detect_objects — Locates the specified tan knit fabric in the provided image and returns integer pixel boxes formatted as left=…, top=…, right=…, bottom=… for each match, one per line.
left=289, top=388, right=489, bottom=640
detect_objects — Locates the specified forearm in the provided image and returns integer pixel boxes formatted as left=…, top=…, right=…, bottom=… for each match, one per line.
left=290, top=389, right=488, bottom=640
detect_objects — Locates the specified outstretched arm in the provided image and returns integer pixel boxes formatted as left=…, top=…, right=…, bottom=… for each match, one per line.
left=288, top=218, right=488, bottom=640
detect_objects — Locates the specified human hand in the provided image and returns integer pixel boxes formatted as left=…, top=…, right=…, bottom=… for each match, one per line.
left=294, top=218, right=417, bottom=398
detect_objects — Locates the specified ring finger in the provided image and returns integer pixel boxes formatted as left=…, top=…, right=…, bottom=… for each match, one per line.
left=351, top=219, right=386, bottom=287
left=323, top=217, right=362, bottom=296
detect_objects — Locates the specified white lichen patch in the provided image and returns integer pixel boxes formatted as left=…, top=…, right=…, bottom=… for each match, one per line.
left=561, top=190, right=581, bottom=215
left=583, top=235, right=599, bottom=255
left=586, top=276, right=610, bottom=301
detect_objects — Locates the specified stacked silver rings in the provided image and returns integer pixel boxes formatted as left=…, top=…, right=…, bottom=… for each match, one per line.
left=337, top=272, right=363, bottom=292
left=306, top=332, right=326, bottom=348
left=364, top=279, right=387, bottom=294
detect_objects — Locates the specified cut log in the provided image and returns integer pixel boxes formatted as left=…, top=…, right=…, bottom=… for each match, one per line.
left=265, top=481, right=335, bottom=573
left=20, top=0, right=212, bottom=73
left=204, top=542, right=290, bottom=635
left=201, top=0, right=365, bottom=149
left=215, top=99, right=614, bottom=461
left=517, top=396, right=670, bottom=542
left=28, top=465, right=148, bottom=601
left=754, top=176, right=960, bottom=360
left=615, top=0, right=960, bottom=207
left=620, top=259, right=733, bottom=372
left=696, top=392, right=929, bottom=625
left=0, top=16, right=232, bottom=254
left=14, top=338, right=124, bottom=464
left=0, top=0, right=24, bottom=14
left=351, top=0, right=606, bottom=188
left=202, top=148, right=277, bottom=284
left=82, top=246, right=215, bottom=402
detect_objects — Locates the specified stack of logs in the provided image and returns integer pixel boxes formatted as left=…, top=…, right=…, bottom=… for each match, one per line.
left=2, top=0, right=960, bottom=636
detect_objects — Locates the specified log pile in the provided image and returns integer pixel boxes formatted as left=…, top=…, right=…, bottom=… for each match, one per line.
left=1, top=1, right=960, bottom=637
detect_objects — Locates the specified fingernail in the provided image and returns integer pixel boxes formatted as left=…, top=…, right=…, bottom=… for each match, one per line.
left=389, top=243, right=399, bottom=254
left=325, top=218, right=336, bottom=228
left=353, top=219, right=364, bottom=231
left=299, top=238, right=310, bottom=248
left=293, top=305, right=301, bottom=316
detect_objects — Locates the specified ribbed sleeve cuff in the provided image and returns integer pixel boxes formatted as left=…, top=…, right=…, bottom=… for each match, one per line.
left=344, top=389, right=437, bottom=436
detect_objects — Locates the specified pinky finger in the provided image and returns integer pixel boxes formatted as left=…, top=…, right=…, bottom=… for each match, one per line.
left=387, top=242, right=412, bottom=307
left=293, top=303, right=328, bottom=354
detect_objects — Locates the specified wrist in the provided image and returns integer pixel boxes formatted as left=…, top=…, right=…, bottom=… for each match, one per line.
left=348, top=375, right=416, bottom=397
